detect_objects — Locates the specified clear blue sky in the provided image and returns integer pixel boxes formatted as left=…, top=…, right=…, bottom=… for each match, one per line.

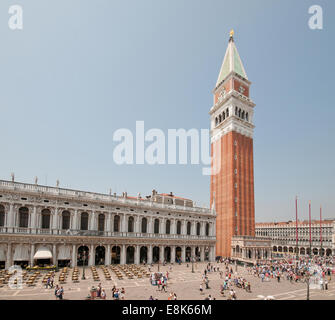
left=0, top=0, right=334, bottom=222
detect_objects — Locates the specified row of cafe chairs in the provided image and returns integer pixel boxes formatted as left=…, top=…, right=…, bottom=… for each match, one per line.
left=26, top=271, right=41, bottom=287
left=110, top=265, right=123, bottom=280
left=116, top=264, right=150, bottom=279
left=58, top=267, right=69, bottom=284
left=0, top=270, right=11, bottom=287
left=128, top=265, right=150, bottom=278
left=72, top=267, right=80, bottom=283
left=0, top=269, right=32, bottom=288
left=91, top=266, right=100, bottom=281
left=101, top=266, right=111, bottom=281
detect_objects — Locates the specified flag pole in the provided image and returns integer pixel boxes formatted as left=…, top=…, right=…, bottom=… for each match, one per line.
left=320, top=206, right=322, bottom=257
left=309, top=200, right=312, bottom=259
left=295, top=196, right=299, bottom=264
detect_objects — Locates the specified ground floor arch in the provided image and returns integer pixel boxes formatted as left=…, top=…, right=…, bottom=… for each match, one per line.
left=195, top=247, right=200, bottom=260
left=175, top=247, right=181, bottom=262
left=140, top=246, right=147, bottom=263
left=95, top=246, right=105, bottom=265
left=326, top=248, right=332, bottom=256
left=111, top=246, right=120, bottom=264
left=77, top=246, right=89, bottom=266
left=205, top=247, right=210, bottom=261
left=152, top=246, right=159, bottom=263
left=126, top=246, right=135, bottom=264
left=164, top=247, right=171, bottom=262
left=185, top=247, right=191, bottom=262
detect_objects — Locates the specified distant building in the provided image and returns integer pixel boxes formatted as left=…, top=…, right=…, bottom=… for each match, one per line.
left=255, top=219, right=335, bottom=257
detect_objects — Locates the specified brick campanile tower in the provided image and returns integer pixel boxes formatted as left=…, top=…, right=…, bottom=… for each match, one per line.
left=210, top=31, right=256, bottom=258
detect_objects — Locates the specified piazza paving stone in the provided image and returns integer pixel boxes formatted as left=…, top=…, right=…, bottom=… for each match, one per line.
left=0, top=262, right=333, bottom=300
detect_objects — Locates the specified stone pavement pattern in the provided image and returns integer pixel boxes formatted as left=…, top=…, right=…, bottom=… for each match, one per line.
left=0, top=263, right=334, bottom=300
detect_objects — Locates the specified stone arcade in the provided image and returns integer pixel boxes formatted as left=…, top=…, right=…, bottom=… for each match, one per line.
left=0, top=180, right=216, bottom=269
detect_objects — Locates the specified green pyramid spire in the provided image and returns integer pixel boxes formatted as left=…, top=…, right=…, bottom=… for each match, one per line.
left=216, top=32, right=248, bottom=87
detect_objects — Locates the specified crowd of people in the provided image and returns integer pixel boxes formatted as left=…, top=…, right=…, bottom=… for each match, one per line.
left=245, top=255, right=334, bottom=288
left=45, top=254, right=335, bottom=300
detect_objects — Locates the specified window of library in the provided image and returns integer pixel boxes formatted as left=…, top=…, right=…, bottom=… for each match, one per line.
left=62, top=211, right=70, bottom=230
left=0, top=205, right=5, bottom=227
left=98, top=214, right=105, bottom=232
left=154, top=219, right=159, bottom=234
left=177, top=221, right=181, bottom=235
left=166, top=220, right=170, bottom=234
left=187, top=222, right=191, bottom=235
left=19, top=207, right=29, bottom=228
left=141, top=217, right=147, bottom=233
left=128, top=216, right=134, bottom=232
left=80, top=212, right=89, bottom=230
left=114, top=215, right=120, bottom=232
left=41, top=209, right=51, bottom=229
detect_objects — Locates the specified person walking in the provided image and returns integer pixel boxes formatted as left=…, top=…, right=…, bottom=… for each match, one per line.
left=54, top=285, right=59, bottom=300
left=205, top=277, right=209, bottom=289
left=46, top=277, right=50, bottom=289
left=199, top=283, right=203, bottom=295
